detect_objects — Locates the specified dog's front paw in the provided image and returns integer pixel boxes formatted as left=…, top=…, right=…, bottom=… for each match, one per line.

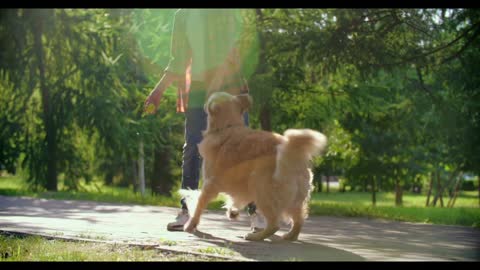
left=281, top=232, right=299, bottom=241
left=244, top=232, right=265, bottom=241
left=183, top=219, right=197, bottom=233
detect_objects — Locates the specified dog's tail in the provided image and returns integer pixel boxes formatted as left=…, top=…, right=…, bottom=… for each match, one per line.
left=273, top=129, right=327, bottom=181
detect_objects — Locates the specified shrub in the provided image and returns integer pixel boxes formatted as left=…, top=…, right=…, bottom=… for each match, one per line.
left=461, top=180, right=475, bottom=191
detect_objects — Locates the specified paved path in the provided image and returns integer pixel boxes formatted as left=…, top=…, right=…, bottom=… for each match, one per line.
left=0, top=195, right=478, bottom=261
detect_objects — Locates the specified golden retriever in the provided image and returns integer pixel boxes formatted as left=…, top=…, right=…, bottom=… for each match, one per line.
left=183, top=92, right=327, bottom=241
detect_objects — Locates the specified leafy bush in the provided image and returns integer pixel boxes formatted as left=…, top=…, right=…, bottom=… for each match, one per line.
left=461, top=180, right=476, bottom=191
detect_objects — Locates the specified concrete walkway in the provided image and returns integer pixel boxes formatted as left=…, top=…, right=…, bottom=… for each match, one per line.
left=0, top=195, right=478, bottom=261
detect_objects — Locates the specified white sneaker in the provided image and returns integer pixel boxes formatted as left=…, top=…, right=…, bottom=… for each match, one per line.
left=250, top=213, right=266, bottom=232
left=167, top=209, right=190, bottom=231
left=227, top=207, right=240, bottom=220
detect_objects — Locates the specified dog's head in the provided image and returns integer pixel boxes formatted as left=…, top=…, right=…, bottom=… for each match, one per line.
left=204, top=92, right=252, bottom=130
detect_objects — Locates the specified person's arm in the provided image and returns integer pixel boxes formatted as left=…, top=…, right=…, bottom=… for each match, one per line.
left=144, top=10, right=191, bottom=114
left=144, top=71, right=178, bottom=114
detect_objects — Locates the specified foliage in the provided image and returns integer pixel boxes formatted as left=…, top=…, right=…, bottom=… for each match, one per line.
left=0, top=8, right=479, bottom=207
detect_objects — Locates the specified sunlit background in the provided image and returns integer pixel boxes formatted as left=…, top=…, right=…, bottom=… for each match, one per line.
left=0, top=9, right=478, bottom=229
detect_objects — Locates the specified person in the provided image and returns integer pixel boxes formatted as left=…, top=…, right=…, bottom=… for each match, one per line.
left=144, top=9, right=263, bottom=232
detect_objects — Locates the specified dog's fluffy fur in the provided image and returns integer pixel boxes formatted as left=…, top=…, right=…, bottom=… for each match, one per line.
left=183, top=92, right=327, bottom=241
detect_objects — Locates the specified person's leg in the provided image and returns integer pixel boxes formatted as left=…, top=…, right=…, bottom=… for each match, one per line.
left=244, top=112, right=254, bottom=213
left=167, top=108, right=207, bottom=231
left=242, top=112, right=266, bottom=231
left=243, top=112, right=249, bottom=126
left=181, top=107, right=208, bottom=208
left=247, top=202, right=256, bottom=215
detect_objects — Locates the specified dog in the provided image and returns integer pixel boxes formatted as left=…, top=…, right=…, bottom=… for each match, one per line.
left=183, top=92, right=327, bottom=241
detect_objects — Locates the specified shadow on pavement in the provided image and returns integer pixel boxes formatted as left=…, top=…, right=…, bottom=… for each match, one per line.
left=192, top=230, right=366, bottom=261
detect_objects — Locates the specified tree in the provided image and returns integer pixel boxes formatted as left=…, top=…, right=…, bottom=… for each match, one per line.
left=2, top=8, right=478, bottom=202
left=255, top=9, right=479, bottom=207
left=0, top=9, right=185, bottom=193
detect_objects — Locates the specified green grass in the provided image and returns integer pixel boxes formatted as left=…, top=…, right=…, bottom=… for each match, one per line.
left=0, top=233, right=223, bottom=261
left=309, top=191, right=480, bottom=228
left=0, top=175, right=225, bottom=209
left=197, top=246, right=235, bottom=256
left=158, top=238, right=177, bottom=246
left=311, top=190, right=479, bottom=208
left=1, top=174, right=479, bottom=228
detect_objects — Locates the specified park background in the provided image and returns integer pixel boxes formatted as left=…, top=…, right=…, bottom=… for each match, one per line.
left=1, top=9, right=479, bottom=232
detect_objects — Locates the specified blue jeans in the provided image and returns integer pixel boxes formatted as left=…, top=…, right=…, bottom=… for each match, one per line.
left=181, top=108, right=208, bottom=190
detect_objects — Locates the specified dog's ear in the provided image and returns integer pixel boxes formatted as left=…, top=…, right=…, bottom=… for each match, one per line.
left=236, top=94, right=252, bottom=113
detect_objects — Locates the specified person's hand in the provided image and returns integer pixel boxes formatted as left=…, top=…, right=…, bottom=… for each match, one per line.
left=144, top=87, right=162, bottom=115
left=144, top=73, right=176, bottom=115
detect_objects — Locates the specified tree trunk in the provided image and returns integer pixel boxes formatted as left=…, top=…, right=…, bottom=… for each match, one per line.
left=118, top=159, right=134, bottom=188
left=138, top=141, right=145, bottom=196
left=105, top=171, right=114, bottom=186
left=395, top=178, right=403, bottom=206
left=32, top=11, right=57, bottom=191
left=151, top=150, right=174, bottom=196
left=131, top=160, right=138, bottom=192
left=315, top=174, right=323, bottom=193
left=371, top=177, right=376, bottom=206
left=448, top=173, right=463, bottom=208
left=432, top=170, right=443, bottom=207
left=326, top=175, right=330, bottom=194
left=433, top=168, right=459, bottom=207
left=426, top=172, right=434, bottom=207
left=318, top=176, right=323, bottom=192
left=259, top=105, right=272, bottom=131
left=254, top=9, right=272, bottom=132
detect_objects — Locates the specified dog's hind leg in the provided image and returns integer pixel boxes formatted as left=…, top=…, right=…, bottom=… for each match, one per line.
left=223, top=195, right=241, bottom=220
left=244, top=217, right=279, bottom=241
left=282, top=207, right=304, bottom=241
left=282, top=170, right=312, bottom=241
left=244, top=206, right=280, bottom=241
left=184, top=184, right=219, bottom=233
